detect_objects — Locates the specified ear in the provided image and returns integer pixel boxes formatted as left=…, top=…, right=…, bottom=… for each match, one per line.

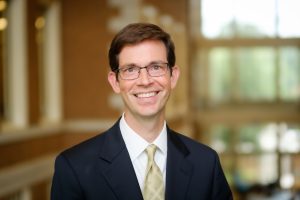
left=107, top=71, right=121, bottom=93
left=170, top=65, right=180, bottom=89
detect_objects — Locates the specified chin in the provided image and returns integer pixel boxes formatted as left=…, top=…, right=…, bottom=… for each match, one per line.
left=138, top=108, right=164, bottom=118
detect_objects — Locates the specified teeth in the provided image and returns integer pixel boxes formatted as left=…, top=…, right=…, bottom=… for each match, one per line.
left=136, top=92, right=156, bottom=98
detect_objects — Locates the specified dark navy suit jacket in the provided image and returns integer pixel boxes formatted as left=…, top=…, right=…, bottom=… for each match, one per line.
left=51, top=120, right=233, bottom=200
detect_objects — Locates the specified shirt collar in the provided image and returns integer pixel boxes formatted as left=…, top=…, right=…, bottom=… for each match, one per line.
left=119, top=114, right=167, bottom=161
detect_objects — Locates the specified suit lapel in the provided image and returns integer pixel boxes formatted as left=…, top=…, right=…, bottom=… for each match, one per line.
left=98, top=121, right=143, bottom=200
left=165, top=128, right=193, bottom=200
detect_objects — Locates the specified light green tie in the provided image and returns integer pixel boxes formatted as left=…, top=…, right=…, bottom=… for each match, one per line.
left=143, top=144, right=164, bottom=200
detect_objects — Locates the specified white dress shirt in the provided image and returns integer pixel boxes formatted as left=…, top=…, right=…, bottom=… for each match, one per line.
left=119, top=114, right=168, bottom=191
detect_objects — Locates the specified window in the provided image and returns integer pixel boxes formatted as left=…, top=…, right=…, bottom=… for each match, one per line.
left=190, top=0, right=300, bottom=196
left=204, top=46, right=300, bottom=104
left=201, top=0, right=300, bottom=39
left=206, top=123, right=300, bottom=188
left=279, top=47, right=300, bottom=101
left=194, top=0, right=300, bottom=106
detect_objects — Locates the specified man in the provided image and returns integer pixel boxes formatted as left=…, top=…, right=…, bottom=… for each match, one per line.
left=51, top=23, right=233, bottom=200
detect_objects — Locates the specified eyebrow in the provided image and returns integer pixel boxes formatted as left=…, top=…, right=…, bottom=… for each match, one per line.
left=120, top=60, right=167, bottom=68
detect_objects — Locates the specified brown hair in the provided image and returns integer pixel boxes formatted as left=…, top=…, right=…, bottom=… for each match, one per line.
left=108, top=23, right=176, bottom=72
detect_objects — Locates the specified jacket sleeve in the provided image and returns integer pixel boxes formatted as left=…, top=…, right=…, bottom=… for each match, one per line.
left=51, top=154, right=84, bottom=200
left=211, top=154, right=233, bottom=200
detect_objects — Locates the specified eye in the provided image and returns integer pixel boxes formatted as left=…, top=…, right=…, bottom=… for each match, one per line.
left=151, top=64, right=162, bottom=70
left=123, top=66, right=138, bottom=73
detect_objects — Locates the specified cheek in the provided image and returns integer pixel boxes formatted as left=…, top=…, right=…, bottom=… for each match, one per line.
left=119, top=82, right=133, bottom=94
left=162, top=77, right=174, bottom=90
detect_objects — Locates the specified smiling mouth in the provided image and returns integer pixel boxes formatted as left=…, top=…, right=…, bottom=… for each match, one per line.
left=135, top=92, right=158, bottom=98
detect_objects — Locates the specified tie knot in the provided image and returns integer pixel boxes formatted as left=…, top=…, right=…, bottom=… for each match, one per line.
left=146, top=144, right=157, bottom=160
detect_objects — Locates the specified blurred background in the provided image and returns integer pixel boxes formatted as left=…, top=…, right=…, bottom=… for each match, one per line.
left=0, top=0, right=299, bottom=199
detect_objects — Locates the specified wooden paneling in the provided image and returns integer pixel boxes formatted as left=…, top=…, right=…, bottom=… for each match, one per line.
left=62, top=0, right=119, bottom=119
left=0, top=133, right=63, bottom=168
left=31, top=180, right=49, bottom=200
left=26, top=0, right=41, bottom=125
left=0, top=131, right=98, bottom=169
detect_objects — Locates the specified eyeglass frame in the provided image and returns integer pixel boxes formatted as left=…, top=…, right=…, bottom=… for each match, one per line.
left=114, top=62, right=171, bottom=80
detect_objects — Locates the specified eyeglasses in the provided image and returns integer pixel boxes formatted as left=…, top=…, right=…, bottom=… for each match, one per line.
left=115, top=62, right=169, bottom=80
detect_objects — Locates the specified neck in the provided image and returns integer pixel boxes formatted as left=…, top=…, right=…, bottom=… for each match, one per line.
left=124, top=113, right=165, bottom=143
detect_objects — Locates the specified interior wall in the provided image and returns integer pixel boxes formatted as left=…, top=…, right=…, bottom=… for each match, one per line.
left=145, top=0, right=187, bottom=23
left=62, top=0, right=119, bottom=119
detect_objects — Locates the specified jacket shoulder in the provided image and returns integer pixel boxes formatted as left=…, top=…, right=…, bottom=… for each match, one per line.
left=169, top=129, right=218, bottom=159
left=57, top=120, right=120, bottom=163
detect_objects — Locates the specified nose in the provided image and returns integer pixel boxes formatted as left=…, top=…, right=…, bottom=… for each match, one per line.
left=137, top=68, right=153, bottom=85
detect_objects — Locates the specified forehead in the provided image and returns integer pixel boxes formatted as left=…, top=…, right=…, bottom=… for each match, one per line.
left=118, top=40, right=167, bottom=66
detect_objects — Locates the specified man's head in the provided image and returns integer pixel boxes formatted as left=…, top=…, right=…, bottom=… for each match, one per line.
left=107, top=23, right=180, bottom=122
left=109, top=23, right=176, bottom=72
